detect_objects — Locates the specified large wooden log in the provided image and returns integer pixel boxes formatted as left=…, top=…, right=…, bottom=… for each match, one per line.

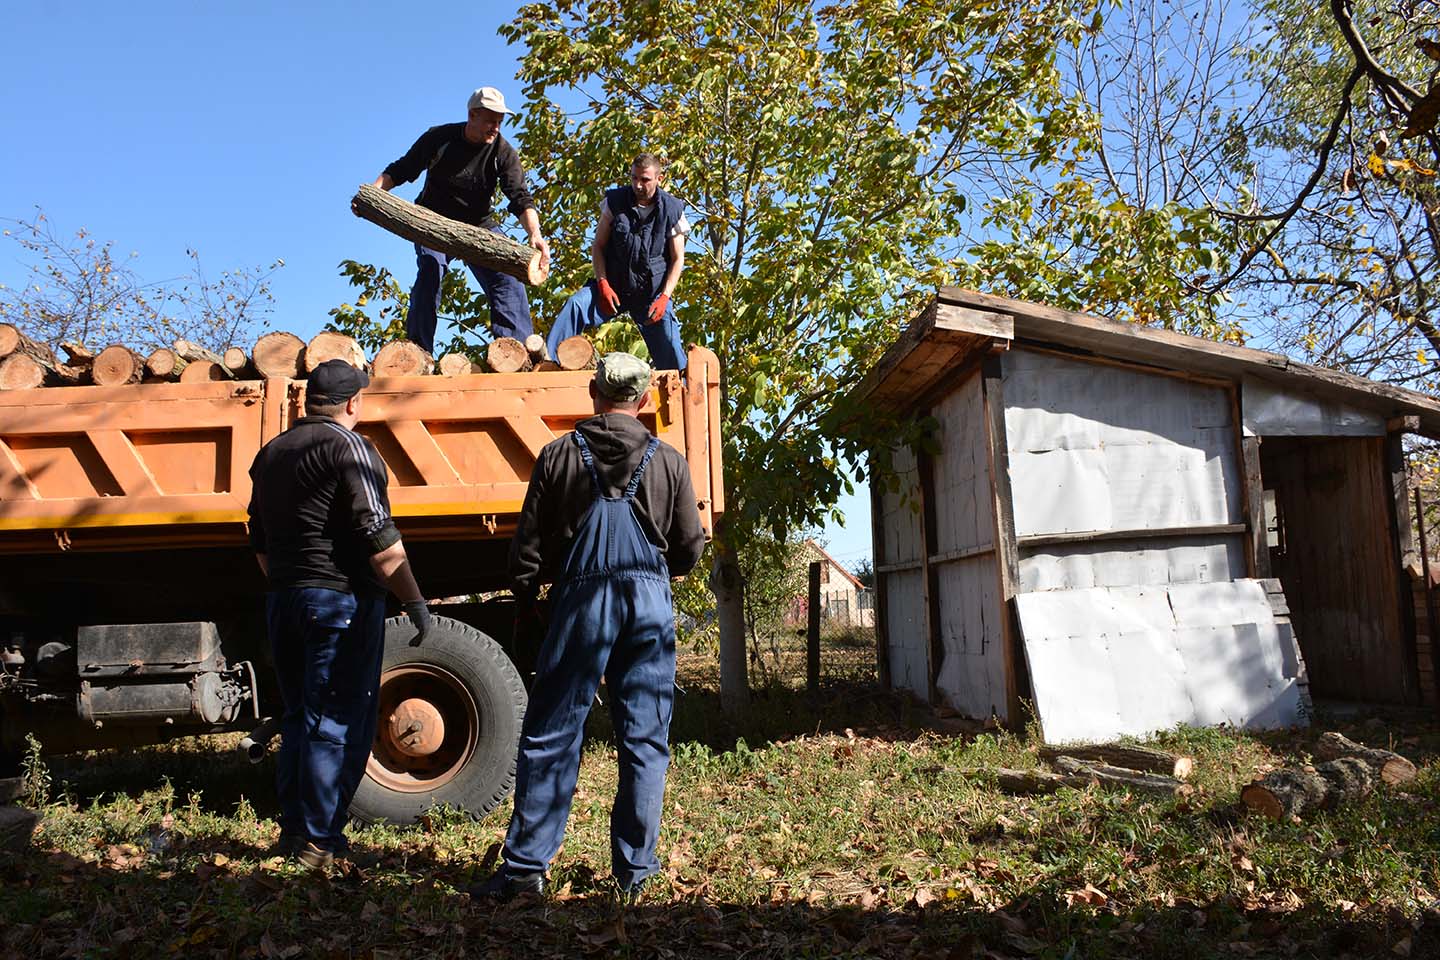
left=372, top=340, right=434, bottom=378
left=1040, top=744, right=1194, bottom=780
left=252, top=332, right=306, bottom=379
left=144, top=347, right=189, bottom=380
left=222, top=346, right=254, bottom=378
left=991, top=767, right=1087, bottom=795
left=437, top=352, right=482, bottom=377
left=0, top=805, right=37, bottom=852
left=50, top=363, right=90, bottom=387
left=179, top=360, right=230, bottom=383
left=1313, top=732, right=1417, bottom=785
left=305, top=331, right=366, bottom=373
left=60, top=342, right=95, bottom=367
left=350, top=183, right=548, bottom=285
left=92, top=345, right=145, bottom=386
left=0, top=324, right=55, bottom=366
left=1241, top=757, right=1375, bottom=820
left=0, top=354, right=46, bottom=390
left=1048, top=756, right=1184, bottom=796
left=487, top=337, right=532, bottom=373
left=172, top=339, right=233, bottom=375
left=556, top=335, right=597, bottom=371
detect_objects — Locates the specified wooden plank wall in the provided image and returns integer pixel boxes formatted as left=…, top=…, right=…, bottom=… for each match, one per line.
left=874, top=443, right=929, bottom=700
left=1262, top=437, right=1416, bottom=704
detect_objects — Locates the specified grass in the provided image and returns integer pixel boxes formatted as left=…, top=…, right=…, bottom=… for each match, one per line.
left=5, top=663, right=1440, bottom=958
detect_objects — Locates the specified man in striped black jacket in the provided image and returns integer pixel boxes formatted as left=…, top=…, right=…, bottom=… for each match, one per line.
left=247, top=359, right=432, bottom=870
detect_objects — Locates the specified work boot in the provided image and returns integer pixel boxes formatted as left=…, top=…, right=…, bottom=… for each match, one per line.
left=294, top=841, right=335, bottom=871
left=468, top=868, right=546, bottom=903
left=269, top=831, right=304, bottom=858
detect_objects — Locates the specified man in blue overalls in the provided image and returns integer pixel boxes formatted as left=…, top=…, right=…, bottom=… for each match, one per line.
left=472, top=352, right=705, bottom=901
left=544, top=155, right=689, bottom=373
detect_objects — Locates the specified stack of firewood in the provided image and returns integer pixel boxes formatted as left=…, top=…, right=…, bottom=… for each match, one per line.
left=987, top=743, right=1196, bottom=798
left=0, top=322, right=601, bottom=391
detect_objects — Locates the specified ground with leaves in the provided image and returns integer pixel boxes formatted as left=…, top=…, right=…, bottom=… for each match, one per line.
left=4, top=662, right=1440, bottom=959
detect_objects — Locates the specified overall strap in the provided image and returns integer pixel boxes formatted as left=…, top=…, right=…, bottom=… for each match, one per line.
left=572, top=432, right=603, bottom=494
left=624, top=437, right=662, bottom=499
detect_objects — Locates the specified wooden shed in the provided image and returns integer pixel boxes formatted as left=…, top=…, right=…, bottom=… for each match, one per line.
left=855, top=289, right=1440, bottom=740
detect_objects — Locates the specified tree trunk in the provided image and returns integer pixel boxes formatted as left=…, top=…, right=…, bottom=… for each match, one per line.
left=487, top=337, right=532, bottom=373
left=144, top=347, right=189, bottom=380
left=556, top=335, right=598, bottom=371
left=1312, top=732, right=1417, bottom=785
left=179, top=360, right=229, bottom=383
left=92, top=345, right=145, bottom=386
left=305, top=331, right=367, bottom=373
left=991, top=767, right=1088, bottom=795
left=712, top=526, right=749, bottom=715
left=524, top=334, right=551, bottom=364
left=222, top=346, right=253, bottom=377
left=1048, top=756, right=1184, bottom=796
left=252, top=331, right=306, bottom=379
left=0, top=324, right=55, bottom=365
left=1241, top=757, right=1375, bottom=820
left=437, top=352, right=482, bottom=377
left=350, top=183, right=548, bottom=285
left=373, top=340, right=435, bottom=377
left=0, top=354, right=47, bottom=390
left=1040, top=744, right=1194, bottom=780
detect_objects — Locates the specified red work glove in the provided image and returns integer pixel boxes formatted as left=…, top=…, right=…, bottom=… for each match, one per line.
left=646, top=293, right=670, bottom=326
left=596, top=278, right=621, bottom=318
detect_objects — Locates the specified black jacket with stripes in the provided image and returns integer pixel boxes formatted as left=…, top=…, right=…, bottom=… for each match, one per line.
left=247, top=416, right=402, bottom=594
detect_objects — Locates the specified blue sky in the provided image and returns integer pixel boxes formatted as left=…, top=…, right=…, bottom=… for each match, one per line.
left=0, top=1, right=874, bottom=568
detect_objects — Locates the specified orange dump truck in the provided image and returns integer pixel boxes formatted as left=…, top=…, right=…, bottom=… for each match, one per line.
left=0, top=346, right=723, bottom=821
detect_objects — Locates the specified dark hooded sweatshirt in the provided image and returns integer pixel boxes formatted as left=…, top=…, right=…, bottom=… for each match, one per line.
left=508, top=414, right=706, bottom=600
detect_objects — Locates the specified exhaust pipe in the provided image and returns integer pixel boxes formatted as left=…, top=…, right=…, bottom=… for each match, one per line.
left=239, top=716, right=281, bottom=763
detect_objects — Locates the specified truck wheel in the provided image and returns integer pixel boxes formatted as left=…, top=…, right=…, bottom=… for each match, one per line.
left=349, top=614, right=526, bottom=825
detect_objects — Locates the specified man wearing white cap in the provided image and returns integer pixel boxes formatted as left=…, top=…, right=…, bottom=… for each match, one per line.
left=371, top=87, right=551, bottom=352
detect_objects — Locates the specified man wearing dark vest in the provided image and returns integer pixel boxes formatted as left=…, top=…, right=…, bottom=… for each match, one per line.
left=470, top=352, right=705, bottom=903
left=370, top=86, right=551, bottom=353
left=545, top=154, right=689, bottom=373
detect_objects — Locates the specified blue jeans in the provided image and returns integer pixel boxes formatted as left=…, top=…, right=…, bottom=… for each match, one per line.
left=545, top=280, right=686, bottom=373
left=407, top=237, right=533, bottom=352
left=266, top=587, right=386, bottom=852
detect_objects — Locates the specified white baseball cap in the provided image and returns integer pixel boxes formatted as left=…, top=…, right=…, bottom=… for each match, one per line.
left=467, top=86, right=515, bottom=115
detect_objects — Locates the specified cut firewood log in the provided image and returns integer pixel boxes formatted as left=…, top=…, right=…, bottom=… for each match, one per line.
left=487, top=337, right=532, bottom=373
left=179, top=360, right=229, bottom=383
left=304, top=331, right=367, bottom=373
left=534, top=360, right=561, bottom=372
left=0, top=323, right=55, bottom=366
left=1241, top=757, right=1375, bottom=820
left=991, top=767, right=1087, bottom=795
left=555, top=335, right=597, bottom=371
left=1040, top=744, right=1194, bottom=780
left=350, top=183, right=548, bottom=285
left=1312, top=732, right=1417, bottom=786
left=0, top=354, right=47, bottom=390
left=222, top=346, right=252, bottom=377
left=144, top=347, right=189, bottom=380
left=172, top=339, right=233, bottom=377
left=252, top=331, right=306, bottom=379
left=372, top=340, right=435, bottom=378
left=524, top=334, right=550, bottom=364
left=1048, top=756, right=1184, bottom=796
left=437, top=352, right=482, bottom=377
left=92, top=345, right=145, bottom=386
left=50, top=363, right=89, bottom=387
left=60, top=341, right=95, bottom=367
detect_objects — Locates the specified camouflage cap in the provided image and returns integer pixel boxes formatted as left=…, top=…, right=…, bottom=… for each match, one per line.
left=594, top=352, right=652, bottom=402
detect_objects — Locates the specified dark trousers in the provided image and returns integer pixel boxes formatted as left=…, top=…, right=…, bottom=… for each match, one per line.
left=545, top=279, right=686, bottom=373
left=406, top=238, right=533, bottom=352
left=267, top=586, right=386, bottom=852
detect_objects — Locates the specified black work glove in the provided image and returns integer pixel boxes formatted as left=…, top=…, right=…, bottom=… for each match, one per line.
left=402, top=599, right=432, bottom=646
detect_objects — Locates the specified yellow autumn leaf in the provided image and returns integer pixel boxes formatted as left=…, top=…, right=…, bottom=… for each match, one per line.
left=1367, top=153, right=1387, bottom=176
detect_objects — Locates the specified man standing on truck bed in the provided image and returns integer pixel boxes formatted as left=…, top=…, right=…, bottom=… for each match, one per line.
left=472, top=352, right=705, bottom=903
left=247, top=359, right=433, bottom=870
left=370, top=86, right=552, bottom=353
left=544, top=153, right=688, bottom=373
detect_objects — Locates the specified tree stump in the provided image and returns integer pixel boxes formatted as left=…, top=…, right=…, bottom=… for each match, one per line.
left=0, top=354, right=46, bottom=390
left=252, top=332, right=306, bottom=379
left=351, top=183, right=548, bottom=285
left=222, top=346, right=253, bottom=377
left=1241, top=757, right=1375, bottom=820
left=1312, top=732, right=1417, bottom=786
left=1040, top=744, right=1194, bottom=780
left=372, top=340, right=435, bottom=378
left=556, top=335, right=597, bottom=371
left=304, top=331, right=367, bottom=373
left=92, top=345, right=145, bottom=386
left=437, top=352, right=482, bottom=377
left=179, top=360, right=229, bottom=383
left=487, top=337, right=532, bottom=373
left=145, top=347, right=189, bottom=380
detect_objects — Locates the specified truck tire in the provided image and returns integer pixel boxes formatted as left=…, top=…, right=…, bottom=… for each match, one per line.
left=349, top=614, right=526, bottom=825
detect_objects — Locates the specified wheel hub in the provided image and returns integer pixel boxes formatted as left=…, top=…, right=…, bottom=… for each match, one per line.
left=387, top=697, right=446, bottom=757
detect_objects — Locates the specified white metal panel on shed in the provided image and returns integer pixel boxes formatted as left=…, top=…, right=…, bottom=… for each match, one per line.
left=1003, top=349, right=1243, bottom=538
left=1242, top=377, right=1386, bottom=437
left=878, top=444, right=923, bottom=564
left=882, top=569, right=928, bottom=701
left=931, top=375, right=993, bottom=554
left=1016, top=580, right=1304, bottom=742
left=934, top=553, right=1005, bottom=718
left=1018, top=535, right=1244, bottom=592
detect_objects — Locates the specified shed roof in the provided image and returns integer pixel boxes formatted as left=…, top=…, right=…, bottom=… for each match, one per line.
left=853, top=288, right=1440, bottom=437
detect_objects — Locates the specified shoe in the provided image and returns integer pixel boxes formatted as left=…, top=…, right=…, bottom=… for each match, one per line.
left=295, top=841, right=335, bottom=871
left=269, top=831, right=304, bottom=858
left=468, top=868, right=546, bottom=903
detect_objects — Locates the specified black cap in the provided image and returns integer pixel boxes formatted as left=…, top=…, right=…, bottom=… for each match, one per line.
left=307, top=359, right=369, bottom=403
